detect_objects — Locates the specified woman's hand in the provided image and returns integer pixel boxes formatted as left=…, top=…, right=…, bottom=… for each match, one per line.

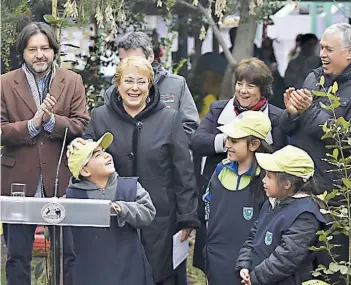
left=180, top=229, right=192, bottom=242
left=240, top=268, right=251, bottom=285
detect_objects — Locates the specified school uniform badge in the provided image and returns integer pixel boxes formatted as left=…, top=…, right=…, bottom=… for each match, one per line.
left=243, top=207, right=253, bottom=220
left=265, top=231, right=273, bottom=246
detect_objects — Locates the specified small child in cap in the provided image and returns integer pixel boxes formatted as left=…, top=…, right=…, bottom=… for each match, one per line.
left=236, top=145, right=326, bottom=285
left=66, top=132, right=156, bottom=285
left=203, top=111, right=273, bottom=285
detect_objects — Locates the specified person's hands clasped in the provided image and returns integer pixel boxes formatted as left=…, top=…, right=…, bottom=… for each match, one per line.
left=41, top=94, right=57, bottom=123
left=284, top=88, right=312, bottom=115
left=290, top=89, right=312, bottom=112
left=240, top=268, right=251, bottom=285
left=32, top=108, right=45, bottom=129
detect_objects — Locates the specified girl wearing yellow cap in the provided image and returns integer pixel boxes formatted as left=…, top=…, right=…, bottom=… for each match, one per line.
left=203, top=110, right=273, bottom=285
left=236, top=145, right=326, bottom=285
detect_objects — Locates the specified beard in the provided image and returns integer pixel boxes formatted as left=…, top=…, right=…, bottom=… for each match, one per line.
left=27, top=60, right=52, bottom=75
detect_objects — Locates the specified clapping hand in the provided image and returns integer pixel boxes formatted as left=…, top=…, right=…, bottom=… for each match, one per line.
left=41, top=94, right=57, bottom=123
left=284, top=88, right=312, bottom=115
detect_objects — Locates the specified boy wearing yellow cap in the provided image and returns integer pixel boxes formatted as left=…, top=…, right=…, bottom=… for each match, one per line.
left=66, top=132, right=156, bottom=285
left=236, top=145, right=326, bottom=285
left=203, top=111, right=273, bottom=285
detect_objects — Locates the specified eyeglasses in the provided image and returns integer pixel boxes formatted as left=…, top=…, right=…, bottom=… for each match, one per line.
left=26, top=47, right=53, bottom=55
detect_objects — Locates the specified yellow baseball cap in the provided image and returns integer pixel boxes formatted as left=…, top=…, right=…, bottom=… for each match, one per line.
left=217, top=110, right=272, bottom=140
left=68, top=132, right=114, bottom=179
left=255, top=145, right=315, bottom=179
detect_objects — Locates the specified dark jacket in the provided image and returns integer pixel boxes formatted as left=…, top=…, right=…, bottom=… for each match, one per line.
left=236, top=196, right=326, bottom=285
left=66, top=173, right=155, bottom=285
left=83, top=85, right=199, bottom=282
left=103, top=62, right=199, bottom=144
left=280, top=65, right=351, bottom=193
left=190, top=99, right=288, bottom=272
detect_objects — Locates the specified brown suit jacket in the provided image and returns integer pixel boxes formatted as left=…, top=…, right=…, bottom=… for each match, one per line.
left=1, top=67, right=90, bottom=197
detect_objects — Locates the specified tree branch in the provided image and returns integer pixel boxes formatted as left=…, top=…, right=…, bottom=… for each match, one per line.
left=176, top=0, right=236, bottom=68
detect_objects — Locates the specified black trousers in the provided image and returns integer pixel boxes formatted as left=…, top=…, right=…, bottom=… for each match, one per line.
left=156, top=260, right=187, bottom=285
left=5, top=224, right=75, bottom=285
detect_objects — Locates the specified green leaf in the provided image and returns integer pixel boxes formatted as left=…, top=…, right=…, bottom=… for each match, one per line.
left=325, top=189, right=338, bottom=201
left=332, top=149, right=339, bottom=160
left=336, top=117, right=350, bottom=130
left=34, top=259, right=45, bottom=280
left=320, top=100, right=340, bottom=110
left=322, top=122, right=329, bottom=133
left=312, top=272, right=322, bottom=277
left=329, top=262, right=341, bottom=273
left=43, top=14, right=59, bottom=25
left=332, top=81, right=338, bottom=94
left=312, top=90, right=327, bottom=97
left=340, top=265, right=349, bottom=275
left=302, top=280, right=330, bottom=285
left=319, top=76, right=325, bottom=87
left=319, top=102, right=328, bottom=109
left=326, top=93, right=339, bottom=102
left=342, top=178, right=351, bottom=188
left=309, top=245, right=327, bottom=252
left=44, top=227, right=50, bottom=240
left=330, top=100, right=341, bottom=109
left=319, top=234, right=326, bottom=242
left=58, top=18, right=76, bottom=28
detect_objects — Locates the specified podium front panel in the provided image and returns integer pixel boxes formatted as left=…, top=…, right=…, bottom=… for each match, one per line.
left=0, top=196, right=111, bottom=227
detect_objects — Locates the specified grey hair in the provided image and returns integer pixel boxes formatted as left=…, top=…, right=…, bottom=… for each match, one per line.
left=16, top=22, right=59, bottom=63
left=323, top=23, right=351, bottom=48
left=117, top=31, right=154, bottom=58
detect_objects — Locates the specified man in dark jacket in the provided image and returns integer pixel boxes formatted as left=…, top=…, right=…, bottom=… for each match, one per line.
left=103, top=31, right=199, bottom=143
left=280, top=23, right=351, bottom=285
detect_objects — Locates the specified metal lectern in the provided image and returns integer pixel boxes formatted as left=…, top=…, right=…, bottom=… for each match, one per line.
left=0, top=195, right=112, bottom=285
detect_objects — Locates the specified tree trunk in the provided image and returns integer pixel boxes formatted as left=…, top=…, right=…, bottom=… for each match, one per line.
left=219, top=0, right=258, bottom=99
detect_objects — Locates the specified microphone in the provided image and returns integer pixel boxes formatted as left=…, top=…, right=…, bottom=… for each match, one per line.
left=54, top=127, right=68, bottom=198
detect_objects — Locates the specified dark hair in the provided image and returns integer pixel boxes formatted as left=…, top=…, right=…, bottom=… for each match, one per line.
left=16, top=22, right=59, bottom=63
left=234, top=58, right=274, bottom=99
left=295, top=33, right=303, bottom=43
left=300, top=33, right=318, bottom=47
left=275, top=172, right=320, bottom=195
left=246, top=136, right=273, bottom=210
left=118, top=31, right=154, bottom=58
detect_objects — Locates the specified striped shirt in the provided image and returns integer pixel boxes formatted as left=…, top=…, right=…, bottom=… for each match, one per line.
left=23, top=65, right=56, bottom=197
left=27, top=72, right=56, bottom=137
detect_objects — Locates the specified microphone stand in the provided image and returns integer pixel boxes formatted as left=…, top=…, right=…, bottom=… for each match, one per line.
left=52, top=127, right=68, bottom=285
